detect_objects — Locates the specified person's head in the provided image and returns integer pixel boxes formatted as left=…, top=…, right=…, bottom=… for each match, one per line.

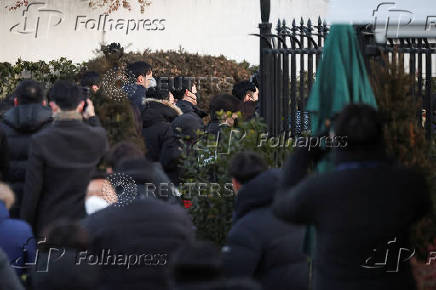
left=105, top=141, right=144, bottom=173
left=0, top=183, right=15, bottom=210
left=228, top=151, right=268, bottom=193
left=35, top=221, right=98, bottom=290
left=13, top=79, right=45, bottom=106
left=42, top=220, right=89, bottom=250
left=232, top=81, right=258, bottom=103
left=209, top=94, right=241, bottom=127
left=173, top=77, right=197, bottom=105
left=48, top=80, right=84, bottom=113
left=80, top=71, right=101, bottom=93
left=335, top=104, right=383, bottom=151
left=146, top=87, right=172, bottom=102
left=127, top=61, right=153, bottom=88
left=170, top=241, right=223, bottom=286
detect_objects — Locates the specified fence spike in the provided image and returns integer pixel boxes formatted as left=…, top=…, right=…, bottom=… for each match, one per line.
left=318, top=16, right=322, bottom=26
left=300, top=17, right=304, bottom=26
left=308, top=18, right=312, bottom=28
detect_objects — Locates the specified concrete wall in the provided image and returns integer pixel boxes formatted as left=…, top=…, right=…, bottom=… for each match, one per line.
left=0, top=0, right=329, bottom=65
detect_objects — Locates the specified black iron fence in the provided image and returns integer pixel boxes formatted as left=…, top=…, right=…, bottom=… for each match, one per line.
left=257, top=2, right=435, bottom=141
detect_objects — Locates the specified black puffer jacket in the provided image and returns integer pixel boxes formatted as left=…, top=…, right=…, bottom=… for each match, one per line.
left=0, top=104, right=52, bottom=216
left=142, top=99, right=181, bottom=163
left=83, top=199, right=195, bottom=290
left=175, top=100, right=204, bottom=127
left=222, top=169, right=309, bottom=290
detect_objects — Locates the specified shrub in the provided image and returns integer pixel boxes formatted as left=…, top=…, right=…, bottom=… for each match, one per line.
left=370, top=55, right=436, bottom=262
left=178, top=114, right=292, bottom=246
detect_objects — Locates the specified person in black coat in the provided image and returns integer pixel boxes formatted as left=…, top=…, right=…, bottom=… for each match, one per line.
left=141, top=89, right=182, bottom=164
left=123, top=61, right=154, bottom=111
left=115, top=157, right=181, bottom=203
left=172, top=78, right=206, bottom=131
left=21, top=80, right=108, bottom=235
left=0, top=80, right=52, bottom=218
left=273, top=104, right=431, bottom=290
left=82, top=198, right=195, bottom=290
left=222, top=152, right=309, bottom=290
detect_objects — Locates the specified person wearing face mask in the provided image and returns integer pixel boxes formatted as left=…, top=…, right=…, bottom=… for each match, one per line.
left=171, top=78, right=207, bottom=141
left=124, top=61, right=156, bottom=112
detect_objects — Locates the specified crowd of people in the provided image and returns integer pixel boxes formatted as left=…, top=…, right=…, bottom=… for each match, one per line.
left=0, top=60, right=431, bottom=290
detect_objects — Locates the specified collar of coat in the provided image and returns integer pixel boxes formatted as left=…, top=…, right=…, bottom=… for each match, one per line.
left=54, top=111, right=83, bottom=121
left=142, top=98, right=183, bottom=116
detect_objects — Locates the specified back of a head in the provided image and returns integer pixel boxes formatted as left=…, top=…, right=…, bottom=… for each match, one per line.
left=209, top=94, right=241, bottom=120
left=105, top=141, right=144, bottom=170
left=172, top=77, right=193, bottom=100
left=127, top=61, right=152, bottom=78
left=41, top=219, right=89, bottom=250
left=49, top=80, right=82, bottom=111
left=232, top=81, right=256, bottom=101
left=171, top=241, right=223, bottom=284
left=13, top=79, right=43, bottom=105
left=229, top=151, right=268, bottom=185
left=335, top=104, right=383, bottom=150
left=147, top=87, right=169, bottom=100
left=80, top=71, right=100, bottom=88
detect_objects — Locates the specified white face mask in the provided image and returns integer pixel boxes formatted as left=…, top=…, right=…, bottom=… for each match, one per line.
left=85, top=196, right=109, bottom=215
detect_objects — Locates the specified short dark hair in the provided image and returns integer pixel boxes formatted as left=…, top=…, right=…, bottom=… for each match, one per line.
left=127, top=61, right=152, bottom=78
left=232, top=81, right=257, bottom=101
left=80, top=71, right=100, bottom=88
left=335, top=104, right=383, bottom=150
left=13, top=80, right=43, bottom=105
left=146, top=87, right=170, bottom=100
left=49, top=80, right=82, bottom=110
left=229, top=151, right=268, bottom=184
left=209, top=94, right=241, bottom=120
left=172, top=77, right=194, bottom=100
left=105, top=141, right=144, bottom=170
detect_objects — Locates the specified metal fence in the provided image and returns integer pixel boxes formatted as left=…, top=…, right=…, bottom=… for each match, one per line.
left=257, top=2, right=435, bottom=141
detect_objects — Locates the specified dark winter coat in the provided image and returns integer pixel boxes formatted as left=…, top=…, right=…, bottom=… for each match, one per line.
left=0, top=128, right=8, bottom=182
left=222, top=169, right=309, bottom=290
left=273, top=148, right=431, bottom=290
left=124, top=83, right=147, bottom=112
left=0, top=104, right=53, bottom=217
left=83, top=199, right=195, bottom=290
left=0, top=201, right=36, bottom=277
left=175, top=100, right=204, bottom=128
left=0, top=248, right=24, bottom=290
left=21, top=117, right=108, bottom=235
left=116, top=157, right=181, bottom=203
left=142, top=99, right=182, bottom=164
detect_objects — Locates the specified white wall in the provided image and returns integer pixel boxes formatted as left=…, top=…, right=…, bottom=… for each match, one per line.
left=0, top=0, right=329, bottom=65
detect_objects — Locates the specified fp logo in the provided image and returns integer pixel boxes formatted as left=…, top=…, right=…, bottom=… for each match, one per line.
left=9, top=2, right=64, bottom=39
